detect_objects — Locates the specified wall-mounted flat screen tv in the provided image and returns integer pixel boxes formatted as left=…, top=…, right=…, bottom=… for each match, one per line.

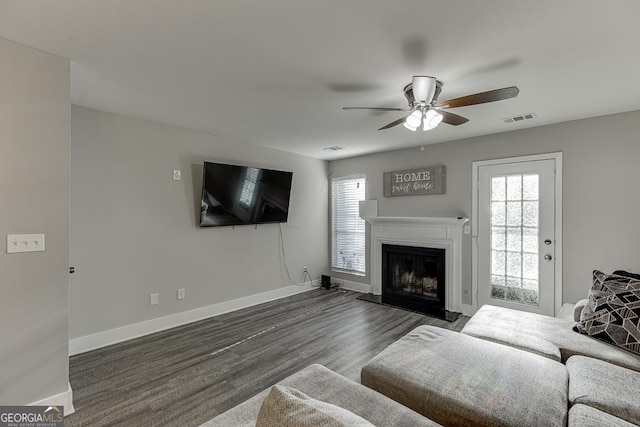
left=200, top=162, right=293, bottom=227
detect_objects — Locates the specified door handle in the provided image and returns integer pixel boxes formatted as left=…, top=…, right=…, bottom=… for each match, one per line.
left=544, top=239, right=552, bottom=245
left=544, top=254, right=553, bottom=261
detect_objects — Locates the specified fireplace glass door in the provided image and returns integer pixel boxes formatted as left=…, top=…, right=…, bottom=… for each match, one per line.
left=382, top=245, right=445, bottom=313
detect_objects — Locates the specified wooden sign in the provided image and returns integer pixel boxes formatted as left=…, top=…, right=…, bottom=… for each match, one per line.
left=383, top=165, right=446, bottom=197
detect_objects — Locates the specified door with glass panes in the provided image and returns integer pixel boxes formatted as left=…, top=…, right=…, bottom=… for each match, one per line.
left=476, top=158, right=557, bottom=316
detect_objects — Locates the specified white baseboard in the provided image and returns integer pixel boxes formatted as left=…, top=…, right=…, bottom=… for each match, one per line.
left=70, top=281, right=318, bottom=356
left=335, top=279, right=371, bottom=294
left=29, top=382, right=75, bottom=416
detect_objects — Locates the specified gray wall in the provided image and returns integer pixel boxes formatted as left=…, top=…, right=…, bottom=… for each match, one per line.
left=70, top=106, right=329, bottom=339
left=330, top=110, right=640, bottom=305
left=0, top=38, right=70, bottom=403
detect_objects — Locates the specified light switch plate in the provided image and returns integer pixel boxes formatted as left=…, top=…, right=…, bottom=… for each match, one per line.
left=7, top=234, right=45, bottom=253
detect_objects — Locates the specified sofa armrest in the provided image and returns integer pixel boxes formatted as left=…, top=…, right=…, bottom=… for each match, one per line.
left=572, top=298, right=588, bottom=321
left=557, top=303, right=576, bottom=320
left=557, top=299, right=588, bottom=321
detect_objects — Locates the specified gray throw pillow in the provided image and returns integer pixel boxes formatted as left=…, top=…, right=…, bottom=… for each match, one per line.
left=574, top=270, right=640, bottom=355
left=256, top=385, right=375, bottom=427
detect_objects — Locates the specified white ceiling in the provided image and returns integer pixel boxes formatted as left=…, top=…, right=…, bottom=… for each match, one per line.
left=1, top=1, right=639, bottom=160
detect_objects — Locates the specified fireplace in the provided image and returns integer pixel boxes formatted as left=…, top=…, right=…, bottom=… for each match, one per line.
left=382, top=244, right=446, bottom=315
left=361, top=215, right=468, bottom=317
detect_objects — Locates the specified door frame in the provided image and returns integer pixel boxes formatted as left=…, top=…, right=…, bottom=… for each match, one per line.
left=471, top=152, right=563, bottom=316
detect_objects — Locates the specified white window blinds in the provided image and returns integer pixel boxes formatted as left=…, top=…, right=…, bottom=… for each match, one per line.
left=332, top=175, right=366, bottom=275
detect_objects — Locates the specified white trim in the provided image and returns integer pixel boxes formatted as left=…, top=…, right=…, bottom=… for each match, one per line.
left=471, top=152, right=563, bottom=316
left=364, top=216, right=468, bottom=227
left=70, top=281, right=318, bottom=355
left=364, top=216, right=468, bottom=313
left=336, top=278, right=372, bottom=294
left=29, top=382, right=75, bottom=416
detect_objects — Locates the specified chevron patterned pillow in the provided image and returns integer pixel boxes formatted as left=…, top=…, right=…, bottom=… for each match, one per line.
left=574, top=270, right=640, bottom=355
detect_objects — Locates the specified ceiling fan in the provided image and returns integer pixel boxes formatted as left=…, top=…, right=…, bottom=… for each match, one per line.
left=343, top=76, right=519, bottom=131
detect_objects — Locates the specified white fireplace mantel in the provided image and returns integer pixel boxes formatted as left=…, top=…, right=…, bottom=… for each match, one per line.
left=364, top=216, right=469, bottom=228
left=363, top=215, right=469, bottom=313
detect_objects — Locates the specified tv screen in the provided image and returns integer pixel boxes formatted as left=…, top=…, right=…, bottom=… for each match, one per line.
left=200, top=162, right=293, bottom=227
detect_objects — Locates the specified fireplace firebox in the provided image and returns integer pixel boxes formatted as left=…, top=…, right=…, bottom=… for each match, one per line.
left=382, top=244, right=446, bottom=316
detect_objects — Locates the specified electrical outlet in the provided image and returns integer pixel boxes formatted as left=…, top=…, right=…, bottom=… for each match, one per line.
left=177, top=288, right=185, bottom=300
left=150, top=293, right=159, bottom=306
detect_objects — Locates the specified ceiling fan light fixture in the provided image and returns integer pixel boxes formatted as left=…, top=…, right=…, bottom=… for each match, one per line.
left=405, top=110, right=423, bottom=128
left=412, top=76, right=437, bottom=104
left=423, top=109, right=443, bottom=130
left=403, top=121, right=418, bottom=131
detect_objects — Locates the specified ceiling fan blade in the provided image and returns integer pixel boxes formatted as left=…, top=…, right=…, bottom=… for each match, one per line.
left=378, top=115, right=411, bottom=130
left=343, top=106, right=409, bottom=111
left=438, top=86, right=519, bottom=109
left=440, top=111, right=469, bottom=126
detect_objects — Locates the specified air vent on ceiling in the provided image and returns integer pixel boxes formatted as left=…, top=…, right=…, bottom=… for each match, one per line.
left=503, top=112, right=537, bottom=123
left=323, top=145, right=345, bottom=151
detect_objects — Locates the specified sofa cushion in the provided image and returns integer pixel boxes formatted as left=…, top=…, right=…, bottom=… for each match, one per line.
left=256, top=385, right=374, bottom=427
left=361, top=325, right=568, bottom=427
left=574, top=271, right=640, bottom=356
left=568, top=404, right=636, bottom=427
left=462, top=304, right=640, bottom=371
left=566, top=355, right=640, bottom=425
left=459, top=322, right=561, bottom=361
left=201, top=364, right=438, bottom=427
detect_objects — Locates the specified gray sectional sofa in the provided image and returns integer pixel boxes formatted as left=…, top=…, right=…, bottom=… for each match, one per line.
left=363, top=313, right=640, bottom=426
left=203, top=301, right=640, bottom=426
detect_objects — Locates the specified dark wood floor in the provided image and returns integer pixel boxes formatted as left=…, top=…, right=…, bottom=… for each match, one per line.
left=67, top=288, right=469, bottom=426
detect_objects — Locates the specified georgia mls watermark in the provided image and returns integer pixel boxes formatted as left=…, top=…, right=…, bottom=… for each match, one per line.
left=0, top=406, right=63, bottom=427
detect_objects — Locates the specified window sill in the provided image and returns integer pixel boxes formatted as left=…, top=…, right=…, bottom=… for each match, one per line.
left=332, top=268, right=366, bottom=277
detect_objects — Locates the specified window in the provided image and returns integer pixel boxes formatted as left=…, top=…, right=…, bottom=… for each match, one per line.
left=332, top=175, right=366, bottom=275
left=490, top=174, right=540, bottom=306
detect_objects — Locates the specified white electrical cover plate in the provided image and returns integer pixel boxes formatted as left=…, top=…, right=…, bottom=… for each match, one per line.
left=7, top=234, right=45, bottom=253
